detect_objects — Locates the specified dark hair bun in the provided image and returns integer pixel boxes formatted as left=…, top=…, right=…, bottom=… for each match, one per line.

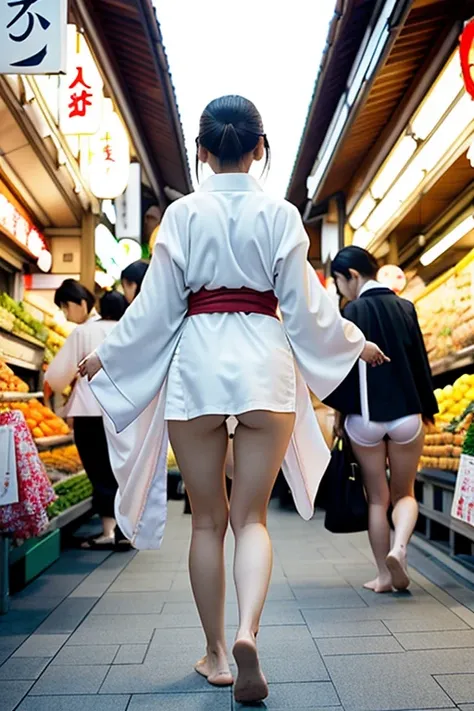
left=197, top=95, right=270, bottom=173
left=331, top=246, right=379, bottom=281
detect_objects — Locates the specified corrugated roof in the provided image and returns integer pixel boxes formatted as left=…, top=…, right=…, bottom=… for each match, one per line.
left=83, top=0, right=192, bottom=199
left=286, top=0, right=378, bottom=209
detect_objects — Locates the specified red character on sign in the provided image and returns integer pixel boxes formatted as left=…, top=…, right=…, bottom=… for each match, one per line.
left=68, top=66, right=93, bottom=118
left=104, top=143, right=115, bottom=162
left=460, top=20, right=474, bottom=99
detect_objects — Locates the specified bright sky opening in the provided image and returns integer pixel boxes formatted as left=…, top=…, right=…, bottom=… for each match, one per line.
left=154, top=0, right=336, bottom=198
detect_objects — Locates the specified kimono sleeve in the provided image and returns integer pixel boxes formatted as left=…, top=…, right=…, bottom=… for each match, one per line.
left=273, top=204, right=365, bottom=401
left=406, top=302, right=438, bottom=420
left=90, top=204, right=189, bottom=433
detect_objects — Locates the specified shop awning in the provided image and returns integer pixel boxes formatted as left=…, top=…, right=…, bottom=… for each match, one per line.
left=287, top=0, right=378, bottom=210
left=79, top=0, right=192, bottom=203
left=287, top=0, right=467, bottom=215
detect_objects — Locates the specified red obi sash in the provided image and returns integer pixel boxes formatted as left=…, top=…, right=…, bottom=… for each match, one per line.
left=187, top=286, right=278, bottom=319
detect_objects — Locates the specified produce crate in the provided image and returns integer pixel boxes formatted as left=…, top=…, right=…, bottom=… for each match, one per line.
left=9, top=529, right=60, bottom=591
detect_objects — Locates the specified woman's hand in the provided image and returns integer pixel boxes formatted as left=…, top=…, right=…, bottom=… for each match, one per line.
left=361, top=341, right=390, bottom=368
left=78, top=353, right=103, bottom=381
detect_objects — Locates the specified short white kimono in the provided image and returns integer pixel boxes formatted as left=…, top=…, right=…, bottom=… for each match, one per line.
left=90, top=173, right=365, bottom=549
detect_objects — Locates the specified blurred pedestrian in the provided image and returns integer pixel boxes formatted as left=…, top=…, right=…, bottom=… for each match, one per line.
left=46, top=288, right=129, bottom=550
left=328, top=247, right=438, bottom=592
left=121, top=260, right=149, bottom=304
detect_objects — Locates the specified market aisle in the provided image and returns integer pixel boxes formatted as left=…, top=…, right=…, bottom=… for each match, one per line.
left=2, top=503, right=474, bottom=711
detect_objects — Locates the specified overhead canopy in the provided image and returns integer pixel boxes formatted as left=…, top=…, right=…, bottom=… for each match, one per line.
left=80, top=0, right=192, bottom=204
left=287, top=0, right=378, bottom=210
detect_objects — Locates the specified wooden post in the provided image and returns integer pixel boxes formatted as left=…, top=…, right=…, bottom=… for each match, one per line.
left=80, top=212, right=96, bottom=293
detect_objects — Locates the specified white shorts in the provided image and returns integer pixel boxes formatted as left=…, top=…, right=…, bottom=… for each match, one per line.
left=345, top=414, right=422, bottom=448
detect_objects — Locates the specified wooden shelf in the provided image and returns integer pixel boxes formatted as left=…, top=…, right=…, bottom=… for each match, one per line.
left=35, top=434, right=73, bottom=450
left=0, top=392, right=43, bottom=403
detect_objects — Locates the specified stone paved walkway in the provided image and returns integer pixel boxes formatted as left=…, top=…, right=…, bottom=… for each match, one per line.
left=2, top=501, right=474, bottom=710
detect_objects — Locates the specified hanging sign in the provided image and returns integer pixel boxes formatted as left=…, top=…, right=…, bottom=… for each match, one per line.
left=452, top=454, right=474, bottom=526
left=87, top=99, right=130, bottom=200
left=115, top=163, right=142, bottom=241
left=0, top=0, right=67, bottom=74
left=0, top=192, right=51, bottom=271
left=59, top=24, right=103, bottom=136
left=460, top=20, right=474, bottom=99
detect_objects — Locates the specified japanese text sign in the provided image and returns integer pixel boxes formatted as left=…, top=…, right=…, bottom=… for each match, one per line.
left=59, top=24, right=103, bottom=135
left=452, top=454, right=474, bottom=527
left=0, top=0, right=67, bottom=74
left=87, top=99, right=130, bottom=199
left=0, top=191, right=51, bottom=269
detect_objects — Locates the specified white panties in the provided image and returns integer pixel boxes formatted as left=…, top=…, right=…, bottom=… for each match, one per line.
left=345, top=413, right=422, bottom=448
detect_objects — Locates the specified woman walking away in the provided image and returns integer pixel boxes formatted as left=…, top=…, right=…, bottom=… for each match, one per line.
left=79, top=95, right=386, bottom=703
left=46, top=289, right=128, bottom=550
left=121, top=260, right=149, bottom=304
left=328, top=247, right=438, bottom=593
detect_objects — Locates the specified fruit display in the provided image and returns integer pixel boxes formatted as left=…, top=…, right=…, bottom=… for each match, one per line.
left=0, top=359, right=29, bottom=392
left=0, top=292, right=48, bottom=344
left=39, top=445, right=83, bottom=482
left=167, top=445, right=178, bottom=471
left=0, top=398, right=70, bottom=439
left=420, top=374, right=474, bottom=472
left=47, top=473, right=92, bottom=519
left=416, top=259, right=474, bottom=364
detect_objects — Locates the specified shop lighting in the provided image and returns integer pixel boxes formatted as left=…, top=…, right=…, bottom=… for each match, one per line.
left=352, top=226, right=375, bottom=249
left=370, top=135, right=418, bottom=200
left=411, top=52, right=464, bottom=140
left=420, top=215, right=474, bottom=266
left=95, top=271, right=116, bottom=289
left=348, top=192, right=376, bottom=229
left=102, top=200, right=116, bottom=225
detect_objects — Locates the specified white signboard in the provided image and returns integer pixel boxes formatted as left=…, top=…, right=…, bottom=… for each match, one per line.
left=88, top=100, right=130, bottom=200
left=0, top=426, right=18, bottom=506
left=0, top=0, right=67, bottom=74
left=59, top=24, right=103, bottom=135
left=452, top=454, right=474, bottom=526
left=115, top=164, right=142, bottom=241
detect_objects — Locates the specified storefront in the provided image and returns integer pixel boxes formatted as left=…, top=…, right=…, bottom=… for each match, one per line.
left=0, top=0, right=190, bottom=608
left=288, top=0, right=474, bottom=572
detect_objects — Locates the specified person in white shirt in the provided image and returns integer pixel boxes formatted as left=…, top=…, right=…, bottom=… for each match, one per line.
left=79, top=95, right=386, bottom=703
left=46, top=286, right=128, bottom=549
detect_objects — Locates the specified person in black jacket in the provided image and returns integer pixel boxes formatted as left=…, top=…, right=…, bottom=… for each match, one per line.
left=327, top=247, right=438, bottom=593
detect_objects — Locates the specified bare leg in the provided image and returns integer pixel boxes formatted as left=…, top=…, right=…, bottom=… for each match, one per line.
left=386, top=430, right=424, bottom=590
left=230, top=410, right=295, bottom=703
left=168, top=415, right=232, bottom=686
left=351, top=440, right=392, bottom=593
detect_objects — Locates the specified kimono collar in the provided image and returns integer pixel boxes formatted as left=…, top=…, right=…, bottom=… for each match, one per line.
left=358, top=279, right=381, bottom=297
left=199, top=173, right=263, bottom=193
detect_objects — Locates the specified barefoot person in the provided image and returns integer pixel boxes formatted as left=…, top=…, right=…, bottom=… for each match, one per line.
left=79, top=96, right=386, bottom=703
left=328, top=247, right=438, bottom=592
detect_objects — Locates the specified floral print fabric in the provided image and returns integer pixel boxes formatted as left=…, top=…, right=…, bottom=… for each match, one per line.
left=0, top=410, right=55, bottom=540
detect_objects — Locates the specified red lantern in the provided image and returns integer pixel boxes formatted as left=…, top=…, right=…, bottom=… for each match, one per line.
left=460, top=20, right=474, bottom=99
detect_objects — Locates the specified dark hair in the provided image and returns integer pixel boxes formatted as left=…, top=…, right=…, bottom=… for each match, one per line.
left=54, top=279, right=95, bottom=313
left=99, top=290, right=128, bottom=321
left=121, top=260, right=149, bottom=297
left=331, top=246, right=379, bottom=281
left=196, top=95, right=270, bottom=178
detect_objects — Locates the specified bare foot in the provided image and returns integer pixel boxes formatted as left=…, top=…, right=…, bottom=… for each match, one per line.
left=233, top=635, right=268, bottom=703
left=194, top=651, right=233, bottom=687
left=386, top=547, right=410, bottom=590
left=363, top=576, right=393, bottom=593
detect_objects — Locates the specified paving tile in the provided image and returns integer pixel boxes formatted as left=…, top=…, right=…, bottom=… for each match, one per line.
left=307, top=619, right=389, bottom=638
left=384, top=612, right=470, bottom=633
left=395, top=630, right=474, bottom=650
left=252, top=625, right=319, bottom=656
left=289, top=586, right=366, bottom=607
left=114, top=644, right=148, bottom=664
left=128, top=692, right=231, bottom=710
left=0, top=610, right=51, bottom=635
left=100, top=661, right=230, bottom=694
left=13, top=634, right=69, bottom=658
left=0, top=657, right=50, bottom=680
left=29, top=664, right=110, bottom=695
left=67, top=625, right=153, bottom=645
left=235, top=681, right=339, bottom=709
left=93, top=592, right=167, bottom=615
left=9, top=596, right=64, bottom=612
left=16, top=694, right=130, bottom=711
left=316, top=635, right=404, bottom=656
left=436, top=674, right=474, bottom=704
left=0, top=680, right=33, bottom=711
left=34, top=597, right=98, bottom=634
left=0, top=635, right=27, bottom=663
left=52, top=644, right=119, bottom=665
left=108, top=573, right=174, bottom=593
left=261, top=652, right=329, bottom=682
left=325, top=653, right=455, bottom=711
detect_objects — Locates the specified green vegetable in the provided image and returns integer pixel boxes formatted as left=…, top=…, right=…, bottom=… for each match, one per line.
left=463, top=423, right=474, bottom=457
left=47, top=473, right=93, bottom=519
